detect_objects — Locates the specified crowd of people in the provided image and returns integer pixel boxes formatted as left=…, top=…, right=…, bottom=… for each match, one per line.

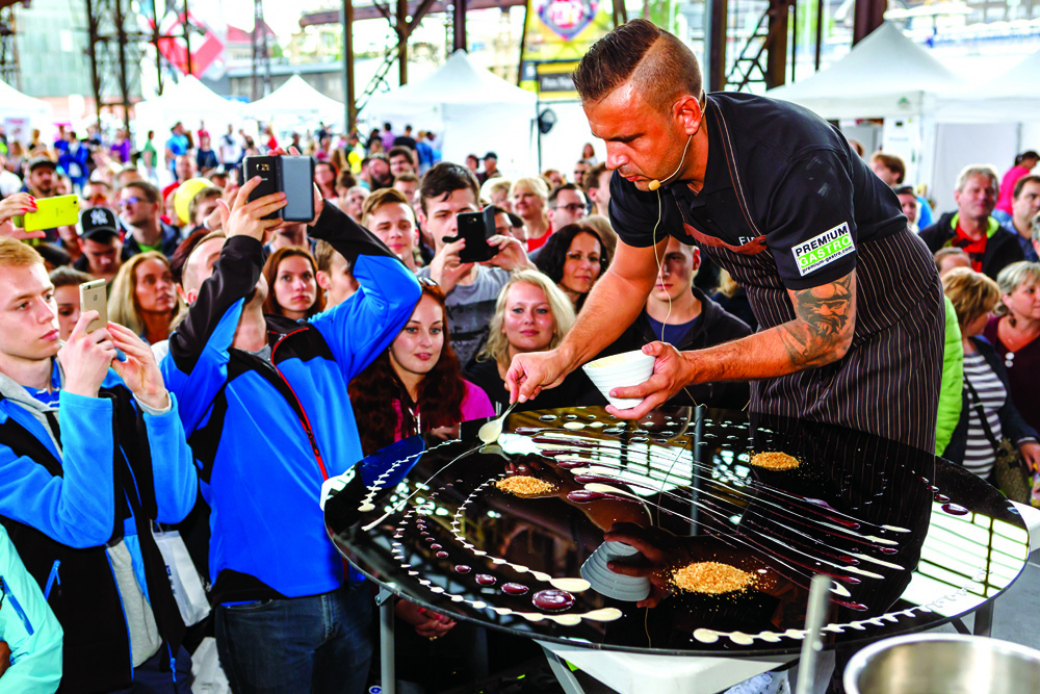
left=0, top=35, right=1039, bottom=693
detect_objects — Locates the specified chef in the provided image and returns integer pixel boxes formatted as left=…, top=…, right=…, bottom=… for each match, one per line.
left=506, top=19, right=944, bottom=453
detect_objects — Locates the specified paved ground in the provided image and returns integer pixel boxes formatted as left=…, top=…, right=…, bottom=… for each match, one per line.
left=951, top=557, right=1040, bottom=649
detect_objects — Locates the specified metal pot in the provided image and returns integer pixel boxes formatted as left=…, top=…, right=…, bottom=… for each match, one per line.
left=843, top=633, right=1040, bottom=694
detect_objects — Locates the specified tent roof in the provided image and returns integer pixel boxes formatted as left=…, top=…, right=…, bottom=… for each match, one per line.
left=767, top=22, right=966, bottom=119
left=367, top=50, right=536, bottom=115
left=244, top=75, right=343, bottom=119
left=137, top=76, right=242, bottom=118
left=979, top=46, right=1040, bottom=98
left=0, top=78, right=52, bottom=119
left=934, top=47, right=1040, bottom=122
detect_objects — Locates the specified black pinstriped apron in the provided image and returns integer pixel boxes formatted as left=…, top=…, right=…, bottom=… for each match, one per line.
left=675, top=108, right=945, bottom=453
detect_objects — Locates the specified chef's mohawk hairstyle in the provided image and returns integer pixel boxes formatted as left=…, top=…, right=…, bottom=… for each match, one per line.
left=572, top=19, right=704, bottom=114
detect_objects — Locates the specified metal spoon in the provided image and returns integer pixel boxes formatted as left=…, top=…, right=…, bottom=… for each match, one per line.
left=478, top=402, right=517, bottom=444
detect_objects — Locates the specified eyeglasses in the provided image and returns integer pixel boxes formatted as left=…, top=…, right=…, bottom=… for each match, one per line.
left=552, top=203, right=587, bottom=214
left=119, top=196, right=142, bottom=209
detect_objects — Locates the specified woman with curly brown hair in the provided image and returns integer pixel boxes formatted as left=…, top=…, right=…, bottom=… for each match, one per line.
left=349, top=279, right=494, bottom=457
left=262, top=246, right=325, bottom=320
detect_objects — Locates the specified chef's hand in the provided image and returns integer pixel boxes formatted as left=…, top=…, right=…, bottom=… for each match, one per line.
left=606, top=342, right=693, bottom=420
left=1019, top=441, right=1040, bottom=474
left=505, top=348, right=573, bottom=404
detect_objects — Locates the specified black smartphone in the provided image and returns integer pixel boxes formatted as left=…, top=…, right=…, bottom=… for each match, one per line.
left=243, top=155, right=279, bottom=220
left=242, top=155, right=315, bottom=222
left=279, top=155, right=316, bottom=223
left=454, top=207, right=499, bottom=264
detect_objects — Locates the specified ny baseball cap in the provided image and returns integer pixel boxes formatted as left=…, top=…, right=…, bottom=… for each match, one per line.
left=80, top=206, right=120, bottom=242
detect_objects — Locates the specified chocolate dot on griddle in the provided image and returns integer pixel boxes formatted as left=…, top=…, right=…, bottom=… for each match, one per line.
left=502, top=583, right=529, bottom=595
left=436, top=551, right=448, bottom=558
left=454, top=565, right=472, bottom=574
left=532, top=589, right=574, bottom=612
left=475, top=574, right=496, bottom=586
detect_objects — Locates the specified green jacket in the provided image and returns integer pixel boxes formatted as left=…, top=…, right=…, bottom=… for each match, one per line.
left=936, top=295, right=963, bottom=456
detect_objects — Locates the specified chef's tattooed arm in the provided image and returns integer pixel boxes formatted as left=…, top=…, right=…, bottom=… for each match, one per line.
left=776, top=271, right=857, bottom=368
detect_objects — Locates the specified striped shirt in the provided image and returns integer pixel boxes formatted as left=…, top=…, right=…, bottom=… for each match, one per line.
left=963, top=351, right=1006, bottom=479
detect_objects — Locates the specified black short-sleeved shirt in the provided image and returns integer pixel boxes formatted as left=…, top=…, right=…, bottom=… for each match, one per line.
left=608, top=92, right=907, bottom=291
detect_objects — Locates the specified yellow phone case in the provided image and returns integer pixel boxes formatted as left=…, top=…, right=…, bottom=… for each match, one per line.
left=14, top=195, right=80, bottom=232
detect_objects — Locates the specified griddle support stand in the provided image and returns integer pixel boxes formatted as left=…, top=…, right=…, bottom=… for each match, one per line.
left=541, top=644, right=586, bottom=694
left=376, top=587, right=396, bottom=694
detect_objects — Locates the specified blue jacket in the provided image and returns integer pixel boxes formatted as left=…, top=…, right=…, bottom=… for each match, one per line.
left=0, top=366, right=196, bottom=693
left=0, top=525, right=62, bottom=694
left=162, top=202, right=420, bottom=604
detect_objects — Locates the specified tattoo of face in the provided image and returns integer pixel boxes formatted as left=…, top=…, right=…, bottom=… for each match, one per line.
left=797, top=274, right=853, bottom=339
left=778, top=272, right=856, bottom=368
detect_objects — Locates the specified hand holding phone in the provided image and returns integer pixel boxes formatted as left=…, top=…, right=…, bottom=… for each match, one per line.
left=0, top=194, right=45, bottom=240
left=444, top=207, right=500, bottom=264
left=58, top=309, right=117, bottom=399
left=217, top=176, right=287, bottom=242
left=12, top=195, right=79, bottom=232
left=242, top=155, right=316, bottom=223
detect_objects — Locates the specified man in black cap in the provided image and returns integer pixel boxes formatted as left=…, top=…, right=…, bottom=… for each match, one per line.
left=22, top=158, right=58, bottom=199
left=478, top=152, right=500, bottom=185
left=73, top=206, right=124, bottom=283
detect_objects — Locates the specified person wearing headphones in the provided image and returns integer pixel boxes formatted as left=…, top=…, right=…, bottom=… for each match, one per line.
left=506, top=19, right=945, bottom=455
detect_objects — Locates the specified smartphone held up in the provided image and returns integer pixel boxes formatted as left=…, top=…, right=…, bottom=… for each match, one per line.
left=451, top=207, right=501, bottom=264
left=79, top=279, right=108, bottom=333
left=13, top=195, right=79, bottom=232
left=243, top=155, right=315, bottom=223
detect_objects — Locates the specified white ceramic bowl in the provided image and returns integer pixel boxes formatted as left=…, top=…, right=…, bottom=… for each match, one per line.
left=582, top=350, right=656, bottom=410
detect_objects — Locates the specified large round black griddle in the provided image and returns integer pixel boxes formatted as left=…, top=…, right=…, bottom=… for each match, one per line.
left=324, top=406, right=1030, bottom=657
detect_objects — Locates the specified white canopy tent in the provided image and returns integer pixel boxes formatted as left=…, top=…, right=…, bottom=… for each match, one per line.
left=135, top=76, right=244, bottom=145
left=935, top=47, right=1040, bottom=122
left=766, top=23, right=983, bottom=210
left=0, top=78, right=53, bottom=137
left=767, top=22, right=966, bottom=120
left=243, top=75, right=344, bottom=128
left=365, top=50, right=538, bottom=173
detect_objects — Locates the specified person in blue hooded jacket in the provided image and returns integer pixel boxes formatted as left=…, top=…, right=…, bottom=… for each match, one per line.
left=0, top=236, right=197, bottom=693
left=161, top=162, right=421, bottom=693
left=0, top=524, right=63, bottom=694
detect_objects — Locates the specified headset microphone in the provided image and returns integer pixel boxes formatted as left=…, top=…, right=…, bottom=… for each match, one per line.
left=648, top=134, right=694, bottom=191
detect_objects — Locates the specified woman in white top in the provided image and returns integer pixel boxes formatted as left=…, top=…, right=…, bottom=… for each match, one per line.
left=941, top=268, right=1040, bottom=479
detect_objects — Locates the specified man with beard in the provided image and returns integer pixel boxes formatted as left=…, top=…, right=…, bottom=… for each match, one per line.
left=162, top=166, right=420, bottom=693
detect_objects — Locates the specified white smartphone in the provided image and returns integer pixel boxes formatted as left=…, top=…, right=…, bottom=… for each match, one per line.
left=78, top=279, right=108, bottom=333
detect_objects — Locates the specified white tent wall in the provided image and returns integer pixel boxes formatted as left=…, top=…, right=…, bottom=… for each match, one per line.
left=439, top=103, right=537, bottom=175
left=534, top=101, right=606, bottom=178
left=929, top=123, right=1021, bottom=215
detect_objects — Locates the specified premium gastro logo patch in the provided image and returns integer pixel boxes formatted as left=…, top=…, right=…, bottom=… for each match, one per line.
left=792, top=222, right=855, bottom=276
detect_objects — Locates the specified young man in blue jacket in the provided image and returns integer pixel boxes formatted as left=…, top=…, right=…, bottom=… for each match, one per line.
left=162, top=171, right=421, bottom=693
left=0, top=238, right=197, bottom=692
left=0, top=523, right=63, bottom=693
